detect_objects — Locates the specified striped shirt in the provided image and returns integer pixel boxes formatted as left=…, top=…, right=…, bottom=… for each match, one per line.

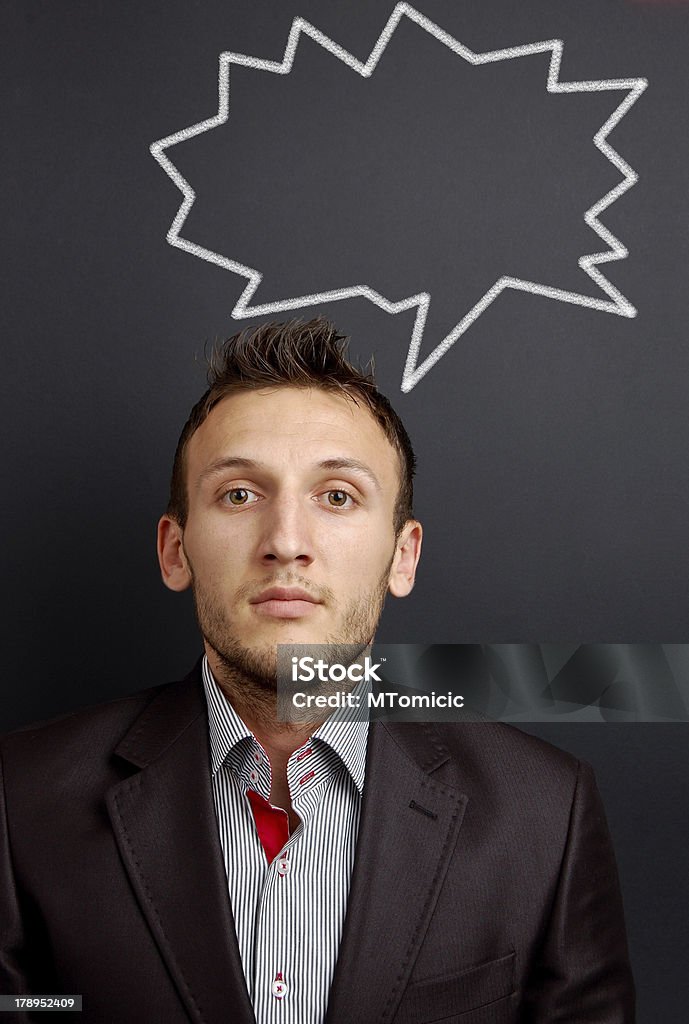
left=202, top=657, right=369, bottom=1024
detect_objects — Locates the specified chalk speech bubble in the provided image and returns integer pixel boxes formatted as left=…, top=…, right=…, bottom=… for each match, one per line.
left=150, top=3, right=647, bottom=392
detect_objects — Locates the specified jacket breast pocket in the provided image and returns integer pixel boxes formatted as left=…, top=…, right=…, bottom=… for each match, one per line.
left=395, top=951, right=516, bottom=1023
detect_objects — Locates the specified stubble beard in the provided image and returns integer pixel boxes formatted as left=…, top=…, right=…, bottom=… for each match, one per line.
left=187, top=556, right=394, bottom=722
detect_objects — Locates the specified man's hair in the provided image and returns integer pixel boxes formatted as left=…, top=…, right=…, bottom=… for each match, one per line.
left=167, top=317, right=416, bottom=534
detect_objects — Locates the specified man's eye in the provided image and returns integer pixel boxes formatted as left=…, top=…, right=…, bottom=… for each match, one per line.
left=322, top=489, right=354, bottom=509
left=222, top=488, right=259, bottom=506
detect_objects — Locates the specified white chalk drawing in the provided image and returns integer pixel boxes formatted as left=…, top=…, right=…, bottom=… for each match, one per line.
left=150, top=2, right=647, bottom=392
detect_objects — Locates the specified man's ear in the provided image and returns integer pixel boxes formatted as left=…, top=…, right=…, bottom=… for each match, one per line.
left=388, top=520, right=423, bottom=598
left=157, top=515, right=192, bottom=592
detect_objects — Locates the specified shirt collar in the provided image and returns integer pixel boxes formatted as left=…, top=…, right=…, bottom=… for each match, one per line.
left=203, top=656, right=252, bottom=777
left=202, top=655, right=369, bottom=796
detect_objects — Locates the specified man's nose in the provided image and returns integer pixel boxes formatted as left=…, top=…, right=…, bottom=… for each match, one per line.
left=257, top=497, right=315, bottom=566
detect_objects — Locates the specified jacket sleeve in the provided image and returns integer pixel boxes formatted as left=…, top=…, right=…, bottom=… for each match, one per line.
left=523, top=759, right=636, bottom=1023
left=0, top=746, right=32, bottom=1022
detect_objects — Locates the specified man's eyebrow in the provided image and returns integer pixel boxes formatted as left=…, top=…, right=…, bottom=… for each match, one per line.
left=317, top=458, right=381, bottom=491
left=198, top=456, right=381, bottom=491
left=199, top=457, right=267, bottom=483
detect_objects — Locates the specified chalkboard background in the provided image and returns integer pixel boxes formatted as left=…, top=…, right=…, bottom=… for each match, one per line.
left=4, top=1, right=689, bottom=1018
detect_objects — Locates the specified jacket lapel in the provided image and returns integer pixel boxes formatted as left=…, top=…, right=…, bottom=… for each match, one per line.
left=105, top=670, right=256, bottom=1024
left=325, top=721, right=468, bottom=1024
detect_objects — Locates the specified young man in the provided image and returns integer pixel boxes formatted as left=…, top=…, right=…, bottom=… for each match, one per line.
left=0, top=319, right=634, bottom=1022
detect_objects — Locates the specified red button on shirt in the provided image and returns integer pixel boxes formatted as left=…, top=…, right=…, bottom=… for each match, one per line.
left=272, top=972, right=288, bottom=998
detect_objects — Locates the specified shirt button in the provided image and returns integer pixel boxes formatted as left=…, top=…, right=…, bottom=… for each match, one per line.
left=277, top=857, right=290, bottom=876
left=272, top=973, right=288, bottom=998
left=253, top=749, right=262, bottom=765
left=249, top=769, right=259, bottom=785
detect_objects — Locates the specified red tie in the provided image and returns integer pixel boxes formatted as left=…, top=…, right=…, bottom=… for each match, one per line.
left=247, top=789, right=290, bottom=865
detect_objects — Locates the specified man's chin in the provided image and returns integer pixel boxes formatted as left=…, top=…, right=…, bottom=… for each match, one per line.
left=207, top=632, right=373, bottom=692
left=209, top=642, right=280, bottom=691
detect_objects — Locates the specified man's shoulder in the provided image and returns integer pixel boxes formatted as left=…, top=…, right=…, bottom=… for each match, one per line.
left=411, top=719, right=582, bottom=801
left=0, top=667, right=202, bottom=768
left=436, top=718, right=577, bottom=768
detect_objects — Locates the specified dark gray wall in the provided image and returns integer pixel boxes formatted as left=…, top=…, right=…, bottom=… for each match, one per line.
left=4, top=1, right=688, bottom=1018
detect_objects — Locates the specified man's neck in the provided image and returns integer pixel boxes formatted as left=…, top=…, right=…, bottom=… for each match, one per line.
left=205, top=648, right=325, bottom=823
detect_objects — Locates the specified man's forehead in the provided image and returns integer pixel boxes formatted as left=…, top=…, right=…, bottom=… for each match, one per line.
left=187, top=386, right=400, bottom=479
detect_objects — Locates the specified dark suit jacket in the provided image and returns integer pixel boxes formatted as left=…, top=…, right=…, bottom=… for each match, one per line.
left=0, top=663, right=634, bottom=1023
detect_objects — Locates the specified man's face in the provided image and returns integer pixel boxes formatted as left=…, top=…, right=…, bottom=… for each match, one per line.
left=157, top=386, right=422, bottom=685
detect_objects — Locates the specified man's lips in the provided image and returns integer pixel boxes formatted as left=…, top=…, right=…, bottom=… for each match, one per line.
left=249, top=587, right=322, bottom=619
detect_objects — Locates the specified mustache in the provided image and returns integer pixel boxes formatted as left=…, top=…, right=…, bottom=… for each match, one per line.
left=234, top=574, right=336, bottom=606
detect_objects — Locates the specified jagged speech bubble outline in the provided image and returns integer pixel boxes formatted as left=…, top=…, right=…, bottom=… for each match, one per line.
left=150, top=2, right=647, bottom=392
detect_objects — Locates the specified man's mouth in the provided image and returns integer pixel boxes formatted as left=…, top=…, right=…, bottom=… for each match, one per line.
left=249, top=587, right=322, bottom=620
